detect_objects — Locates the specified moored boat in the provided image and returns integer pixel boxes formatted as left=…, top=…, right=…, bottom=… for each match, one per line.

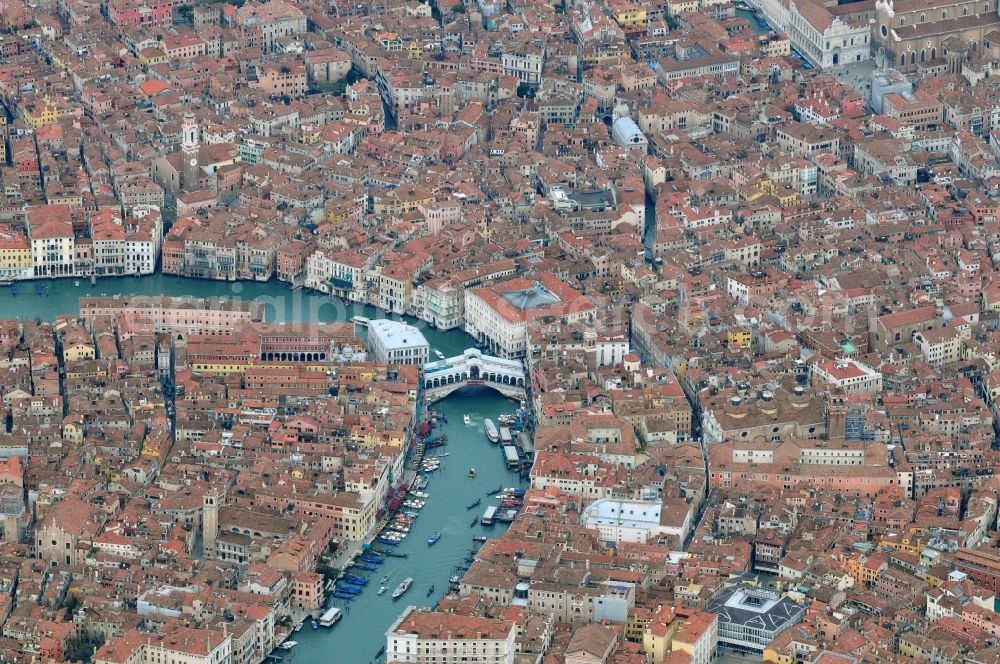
left=318, top=607, right=342, bottom=627
left=484, top=419, right=499, bottom=443
left=427, top=531, right=441, bottom=545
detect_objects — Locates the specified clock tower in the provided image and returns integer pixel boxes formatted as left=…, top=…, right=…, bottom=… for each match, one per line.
left=181, top=111, right=200, bottom=191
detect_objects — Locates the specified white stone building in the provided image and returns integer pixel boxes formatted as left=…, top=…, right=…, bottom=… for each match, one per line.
left=386, top=608, right=517, bottom=664
left=811, top=358, right=883, bottom=393
left=582, top=498, right=691, bottom=544
left=367, top=319, right=430, bottom=365
left=750, top=0, right=871, bottom=68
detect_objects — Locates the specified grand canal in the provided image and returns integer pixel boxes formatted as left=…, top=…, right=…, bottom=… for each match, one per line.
left=0, top=275, right=520, bottom=664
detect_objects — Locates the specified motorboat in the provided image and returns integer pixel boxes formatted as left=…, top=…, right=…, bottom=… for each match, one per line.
left=378, top=584, right=387, bottom=595
left=392, top=578, right=414, bottom=599
left=311, top=620, right=319, bottom=629
left=473, top=535, right=488, bottom=542
left=434, top=350, right=445, bottom=359
left=279, top=641, right=298, bottom=650
left=484, top=419, right=499, bottom=443
left=381, top=574, right=391, bottom=584
left=468, top=468, right=476, bottom=477
left=293, top=621, right=303, bottom=632
left=427, top=531, right=442, bottom=545
left=464, top=414, right=471, bottom=425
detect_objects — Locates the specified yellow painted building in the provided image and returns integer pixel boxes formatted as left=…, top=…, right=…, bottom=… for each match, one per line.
left=613, top=4, right=647, bottom=28
left=373, top=189, right=434, bottom=215
left=728, top=329, right=752, bottom=349
left=845, top=554, right=884, bottom=588
left=139, top=48, right=167, bottom=66
left=20, top=97, right=60, bottom=129
left=877, top=534, right=923, bottom=556
left=776, top=190, right=799, bottom=206
left=921, top=567, right=948, bottom=588
left=62, top=343, right=96, bottom=363
left=0, top=236, right=31, bottom=277
left=300, top=125, right=321, bottom=145
left=666, top=0, right=698, bottom=14
left=642, top=605, right=679, bottom=663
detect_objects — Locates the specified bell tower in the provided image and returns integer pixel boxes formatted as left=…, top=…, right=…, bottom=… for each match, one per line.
left=181, top=111, right=199, bottom=154
left=202, top=487, right=222, bottom=559
left=181, top=111, right=200, bottom=191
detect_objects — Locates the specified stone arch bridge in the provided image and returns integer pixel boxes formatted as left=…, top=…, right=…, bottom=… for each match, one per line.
left=423, top=349, right=527, bottom=402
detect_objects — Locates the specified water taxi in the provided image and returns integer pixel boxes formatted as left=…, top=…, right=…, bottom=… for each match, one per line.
left=311, top=619, right=319, bottom=629
left=468, top=468, right=476, bottom=478
left=427, top=531, right=442, bottom=545
left=484, top=419, right=499, bottom=443
left=473, top=535, right=488, bottom=542
left=378, top=584, right=388, bottom=595
left=279, top=641, right=298, bottom=650
left=464, top=414, right=471, bottom=425
left=392, top=578, right=414, bottom=599
left=434, top=350, right=445, bottom=359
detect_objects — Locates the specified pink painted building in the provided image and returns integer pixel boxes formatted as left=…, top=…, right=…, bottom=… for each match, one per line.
left=420, top=199, right=461, bottom=235
left=107, top=0, right=173, bottom=28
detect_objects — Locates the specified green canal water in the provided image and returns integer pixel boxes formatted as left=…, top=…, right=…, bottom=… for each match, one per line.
left=1, top=275, right=472, bottom=355
left=0, top=275, right=519, bottom=664
left=294, top=391, right=519, bottom=664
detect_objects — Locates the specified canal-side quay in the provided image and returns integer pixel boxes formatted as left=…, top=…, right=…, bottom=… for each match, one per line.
left=0, top=275, right=531, bottom=664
